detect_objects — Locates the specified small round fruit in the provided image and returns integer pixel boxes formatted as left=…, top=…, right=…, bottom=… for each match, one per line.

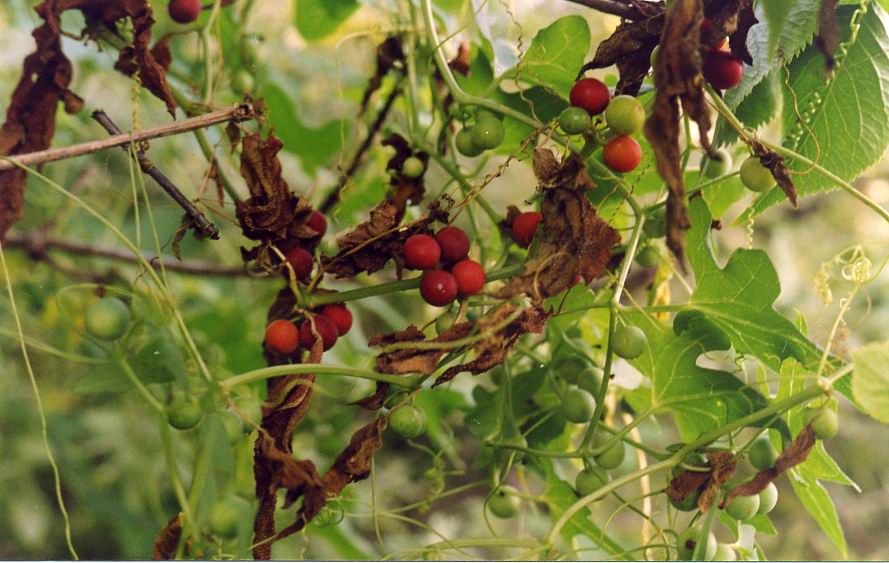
left=748, top=435, right=778, bottom=470
left=306, top=211, right=327, bottom=237
left=594, top=437, right=626, bottom=470
left=669, top=488, right=701, bottom=512
left=471, top=116, right=505, bottom=150
left=168, top=0, right=201, bottom=24
left=512, top=211, right=542, bottom=247
left=402, top=156, right=425, bottom=178
left=389, top=404, right=426, bottom=439
left=611, top=325, right=646, bottom=359
left=677, top=524, right=717, bottom=561
left=209, top=496, right=241, bottom=539
left=635, top=246, right=660, bottom=268
left=575, top=467, right=608, bottom=496
left=455, top=128, right=483, bottom=157
left=451, top=259, right=485, bottom=296
left=299, top=315, right=339, bottom=351
left=265, top=319, right=299, bottom=354
left=739, top=156, right=775, bottom=192
left=604, top=95, right=646, bottom=135
left=714, top=543, right=737, bottom=562
left=577, top=366, right=605, bottom=395
left=320, top=304, right=353, bottom=336
left=488, top=486, right=521, bottom=519
left=805, top=406, right=838, bottom=439
left=284, top=247, right=314, bottom=280
left=603, top=135, right=643, bottom=173
left=551, top=355, right=588, bottom=385
left=420, top=270, right=458, bottom=307
left=559, top=106, right=592, bottom=135
left=435, top=226, right=470, bottom=262
left=703, top=50, right=744, bottom=90
left=85, top=297, right=130, bottom=341
left=569, top=78, right=611, bottom=116
left=167, top=394, right=202, bottom=430
left=221, top=411, right=246, bottom=444
left=403, top=234, right=441, bottom=270
left=231, top=70, right=254, bottom=94
left=725, top=494, right=760, bottom=521
left=701, top=148, right=733, bottom=178
left=757, top=482, right=778, bottom=514
left=560, top=387, right=596, bottom=423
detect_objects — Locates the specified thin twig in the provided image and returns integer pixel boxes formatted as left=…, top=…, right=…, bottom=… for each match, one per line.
left=5, top=230, right=251, bottom=277
left=90, top=110, right=221, bottom=240
left=561, top=0, right=646, bottom=19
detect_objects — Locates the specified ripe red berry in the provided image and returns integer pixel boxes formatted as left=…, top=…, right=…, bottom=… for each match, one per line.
left=420, top=270, right=458, bottom=307
left=284, top=247, right=313, bottom=280
left=702, top=50, right=744, bottom=90
left=435, top=226, right=470, bottom=262
left=512, top=211, right=542, bottom=248
left=299, top=315, right=338, bottom=350
left=321, top=304, right=353, bottom=336
left=451, top=259, right=485, bottom=296
left=569, top=78, right=611, bottom=116
left=403, top=234, right=441, bottom=270
left=603, top=135, right=643, bottom=173
left=265, top=319, right=299, bottom=354
left=306, top=211, right=327, bottom=237
left=168, top=0, right=201, bottom=24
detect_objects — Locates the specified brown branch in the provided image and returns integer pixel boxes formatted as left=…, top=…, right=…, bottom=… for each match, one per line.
left=562, top=0, right=649, bottom=19
left=5, top=230, right=252, bottom=277
left=91, top=110, right=220, bottom=240
left=0, top=103, right=255, bottom=172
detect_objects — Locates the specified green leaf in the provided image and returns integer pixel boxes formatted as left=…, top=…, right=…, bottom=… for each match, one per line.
left=852, top=342, right=889, bottom=423
left=294, top=0, right=358, bottom=42
left=751, top=5, right=889, bottom=213
left=519, top=16, right=591, bottom=93
left=714, top=68, right=782, bottom=146
left=263, top=82, right=345, bottom=174
left=790, top=466, right=847, bottom=556
left=762, top=1, right=800, bottom=57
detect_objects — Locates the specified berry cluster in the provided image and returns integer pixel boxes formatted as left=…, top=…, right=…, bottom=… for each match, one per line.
left=699, top=19, right=744, bottom=90
left=560, top=78, right=646, bottom=173
left=264, top=303, right=353, bottom=355
left=167, top=0, right=201, bottom=24
left=403, top=226, right=486, bottom=307
left=455, top=110, right=506, bottom=157
left=283, top=210, right=327, bottom=281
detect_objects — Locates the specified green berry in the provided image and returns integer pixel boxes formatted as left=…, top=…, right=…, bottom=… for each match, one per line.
left=575, top=467, right=608, bottom=496
left=676, top=524, right=717, bottom=561
left=471, top=116, right=505, bottom=150
left=635, top=246, right=660, bottom=268
left=725, top=494, right=760, bottom=521
left=560, top=386, right=596, bottom=423
left=551, top=354, right=589, bottom=384
left=456, top=127, right=484, bottom=157
left=594, top=436, right=626, bottom=470
left=748, top=435, right=778, bottom=470
left=167, top=393, right=203, bottom=430
left=221, top=411, right=246, bottom=444
left=669, top=488, right=701, bottom=512
left=739, top=156, right=775, bottom=192
left=576, top=366, right=605, bottom=395
left=558, top=106, right=592, bottom=135
left=85, top=297, right=130, bottom=341
left=805, top=406, right=838, bottom=439
left=209, top=496, right=241, bottom=539
left=757, top=482, right=778, bottom=514
left=611, top=325, right=647, bottom=359
left=389, top=404, right=426, bottom=439
left=604, top=95, right=646, bottom=135
left=700, top=148, right=733, bottom=178
left=402, top=156, right=425, bottom=178
left=488, top=486, right=520, bottom=518
left=714, top=543, right=737, bottom=561
left=231, top=70, right=254, bottom=94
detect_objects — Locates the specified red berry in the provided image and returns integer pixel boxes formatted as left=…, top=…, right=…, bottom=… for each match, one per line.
left=420, top=270, right=458, bottom=307
left=299, top=315, right=338, bottom=351
left=435, top=226, right=470, bottom=262
left=569, top=78, right=611, bottom=116
left=403, top=234, right=441, bottom=270
left=306, top=211, right=327, bottom=237
left=702, top=50, right=744, bottom=90
left=284, top=247, right=313, bottom=280
left=512, top=211, right=542, bottom=248
left=321, top=304, right=353, bottom=336
left=451, top=259, right=485, bottom=296
left=265, top=319, right=299, bottom=354
left=603, top=135, right=643, bottom=173
left=168, top=0, right=201, bottom=23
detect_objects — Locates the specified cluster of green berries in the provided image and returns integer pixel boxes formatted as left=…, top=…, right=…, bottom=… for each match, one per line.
left=402, top=226, right=486, bottom=307
left=455, top=110, right=506, bottom=157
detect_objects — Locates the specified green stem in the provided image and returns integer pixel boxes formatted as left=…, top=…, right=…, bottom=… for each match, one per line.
left=220, top=364, right=415, bottom=390
left=118, top=354, right=164, bottom=413
left=160, top=416, right=196, bottom=542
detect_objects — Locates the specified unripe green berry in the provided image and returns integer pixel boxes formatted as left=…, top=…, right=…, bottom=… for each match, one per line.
left=748, top=435, right=778, bottom=470
left=389, top=404, right=427, bottom=439
left=560, top=386, right=596, bottom=423
left=757, top=482, right=778, bottom=514
left=456, top=128, right=484, bottom=157
left=488, top=486, right=520, bottom=518
left=575, top=466, right=608, bottom=496
left=739, top=156, right=775, bottom=192
left=701, top=148, right=733, bottom=178
left=402, top=156, right=425, bottom=178
left=725, top=493, right=760, bottom=521
left=604, top=95, right=646, bottom=135
left=559, top=106, right=592, bottom=135
left=611, top=325, right=647, bottom=359
left=804, top=406, right=838, bottom=439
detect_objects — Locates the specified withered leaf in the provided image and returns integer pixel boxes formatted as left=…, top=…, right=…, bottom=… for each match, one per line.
left=533, top=149, right=596, bottom=192
left=448, top=42, right=472, bottom=77
left=435, top=305, right=549, bottom=386
left=152, top=513, right=183, bottom=560
left=666, top=450, right=736, bottom=512
left=750, top=139, right=798, bottom=206
left=724, top=426, right=816, bottom=505
left=816, top=0, right=840, bottom=72
left=359, top=37, right=404, bottom=116
left=371, top=322, right=474, bottom=375
left=585, top=14, right=664, bottom=96
left=382, top=133, right=427, bottom=211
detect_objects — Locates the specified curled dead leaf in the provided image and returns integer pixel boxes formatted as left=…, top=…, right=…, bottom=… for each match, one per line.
left=371, top=322, right=474, bottom=375
left=152, top=513, right=183, bottom=560
left=724, top=426, right=816, bottom=505
left=750, top=140, right=798, bottom=206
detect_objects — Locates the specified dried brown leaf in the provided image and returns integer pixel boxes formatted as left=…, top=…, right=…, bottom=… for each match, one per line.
left=666, top=450, right=735, bottom=512
left=724, top=426, right=816, bottom=505
left=152, top=513, right=183, bottom=560
left=371, top=322, right=474, bottom=375
left=382, top=133, right=427, bottom=211
left=359, top=37, right=404, bottom=115
left=750, top=139, right=798, bottom=206
left=586, top=15, right=664, bottom=96
left=816, top=0, right=840, bottom=72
